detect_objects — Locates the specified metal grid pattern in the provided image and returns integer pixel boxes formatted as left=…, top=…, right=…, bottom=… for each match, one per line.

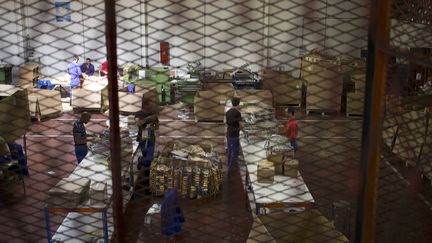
left=0, top=0, right=430, bottom=242
left=376, top=0, right=432, bottom=242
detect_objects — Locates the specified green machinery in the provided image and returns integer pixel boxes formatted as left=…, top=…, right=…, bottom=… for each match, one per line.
left=122, top=64, right=171, bottom=104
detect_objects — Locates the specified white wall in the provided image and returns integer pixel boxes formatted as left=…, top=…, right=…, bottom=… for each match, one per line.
left=0, top=0, right=371, bottom=79
left=390, top=19, right=432, bottom=49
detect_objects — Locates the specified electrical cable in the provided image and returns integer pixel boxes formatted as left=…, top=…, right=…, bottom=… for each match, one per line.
left=81, top=0, right=86, bottom=59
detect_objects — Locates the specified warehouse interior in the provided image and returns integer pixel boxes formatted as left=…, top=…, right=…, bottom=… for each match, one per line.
left=0, top=0, right=431, bottom=242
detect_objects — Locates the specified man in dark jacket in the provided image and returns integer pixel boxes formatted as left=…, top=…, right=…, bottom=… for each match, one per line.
left=225, top=97, right=242, bottom=172
left=80, top=58, right=95, bottom=76
left=73, top=112, right=92, bottom=164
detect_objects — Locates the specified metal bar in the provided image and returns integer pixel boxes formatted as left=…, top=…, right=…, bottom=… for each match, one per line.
left=23, top=134, right=27, bottom=168
left=104, top=0, right=124, bottom=242
left=103, top=209, right=109, bottom=243
left=44, top=207, right=52, bottom=243
left=355, top=0, right=392, bottom=242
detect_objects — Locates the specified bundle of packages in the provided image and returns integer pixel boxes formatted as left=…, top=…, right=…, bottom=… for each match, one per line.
left=266, top=134, right=292, bottom=154
left=150, top=141, right=222, bottom=199
left=242, top=104, right=277, bottom=141
left=265, top=134, right=293, bottom=174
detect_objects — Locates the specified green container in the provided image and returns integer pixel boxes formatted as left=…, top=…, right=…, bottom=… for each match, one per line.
left=134, top=67, right=171, bottom=103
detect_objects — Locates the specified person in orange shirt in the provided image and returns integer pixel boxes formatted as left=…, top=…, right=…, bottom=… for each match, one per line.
left=284, top=109, right=299, bottom=154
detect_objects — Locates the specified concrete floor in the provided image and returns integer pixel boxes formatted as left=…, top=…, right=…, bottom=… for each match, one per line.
left=0, top=106, right=431, bottom=242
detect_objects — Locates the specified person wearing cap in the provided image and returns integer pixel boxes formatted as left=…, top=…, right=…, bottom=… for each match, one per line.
left=73, top=112, right=93, bottom=164
left=225, top=96, right=242, bottom=172
left=80, top=58, right=95, bottom=76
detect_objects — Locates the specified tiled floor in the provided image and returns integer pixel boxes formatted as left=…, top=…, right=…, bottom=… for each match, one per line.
left=0, top=105, right=432, bottom=242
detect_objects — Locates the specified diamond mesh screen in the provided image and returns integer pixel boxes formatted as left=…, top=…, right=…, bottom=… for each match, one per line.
left=377, top=1, right=432, bottom=242
left=0, top=0, right=430, bottom=242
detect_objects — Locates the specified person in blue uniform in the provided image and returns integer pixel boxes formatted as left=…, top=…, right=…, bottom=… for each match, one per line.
left=135, top=98, right=161, bottom=195
left=68, top=55, right=84, bottom=89
left=73, top=112, right=93, bottom=164
left=80, top=58, right=95, bottom=76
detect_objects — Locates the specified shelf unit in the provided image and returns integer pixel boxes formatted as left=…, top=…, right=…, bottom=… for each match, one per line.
left=0, top=64, right=13, bottom=84
left=17, top=63, right=40, bottom=88
left=44, top=205, right=110, bottom=243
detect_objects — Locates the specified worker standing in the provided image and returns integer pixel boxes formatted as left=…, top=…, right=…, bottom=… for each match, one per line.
left=135, top=98, right=161, bottom=194
left=225, top=97, right=242, bottom=173
left=68, top=55, right=86, bottom=89
left=72, top=112, right=93, bottom=164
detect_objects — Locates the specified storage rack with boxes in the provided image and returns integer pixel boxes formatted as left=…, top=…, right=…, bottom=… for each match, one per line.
left=301, top=51, right=343, bottom=115
left=346, top=71, right=366, bottom=117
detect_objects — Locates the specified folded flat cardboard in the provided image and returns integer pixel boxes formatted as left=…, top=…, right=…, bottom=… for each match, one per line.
left=284, top=159, right=299, bottom=177
left=234, top=89, right=273, bottom=107
left=47, top=177, right=90, bottom=207
left=259, top=209, right=349, bottom=242
left=257, top=160, right=275, bottom=183
left=0, top=84, right=21, bottom=97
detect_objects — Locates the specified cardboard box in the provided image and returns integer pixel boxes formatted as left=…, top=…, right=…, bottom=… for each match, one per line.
left=266, top=155, right=284, bottom=175
left=284, top=159, right=299, bottom=177
left=346, top=92, right=364, bottom=115
left=261, top=69, right=302, bottom=106
left=118, top=92, right=143, bottom=114
left=234, top=89, right=273, bottom=107
left=202, top=83, right=234, bottom=97
left=0, top=89, right=31, bottom=143
left=72, top=83, right=108, bottom=111
left=47, top=177, right=90, bottom=207
left=89, top=181, right=107, bottom=205
left=28, top=89, right=63, bottom=119
left=194, top=90, right=227, bottom=122
left=257, top=160, right=275, bottom=183
left=302, top=59, right=342, bottom=112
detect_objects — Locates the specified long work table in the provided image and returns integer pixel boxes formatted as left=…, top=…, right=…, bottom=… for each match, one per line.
left=240, top=135, right=315, bottom=215
left=45, top=130, right=139, bottom=243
